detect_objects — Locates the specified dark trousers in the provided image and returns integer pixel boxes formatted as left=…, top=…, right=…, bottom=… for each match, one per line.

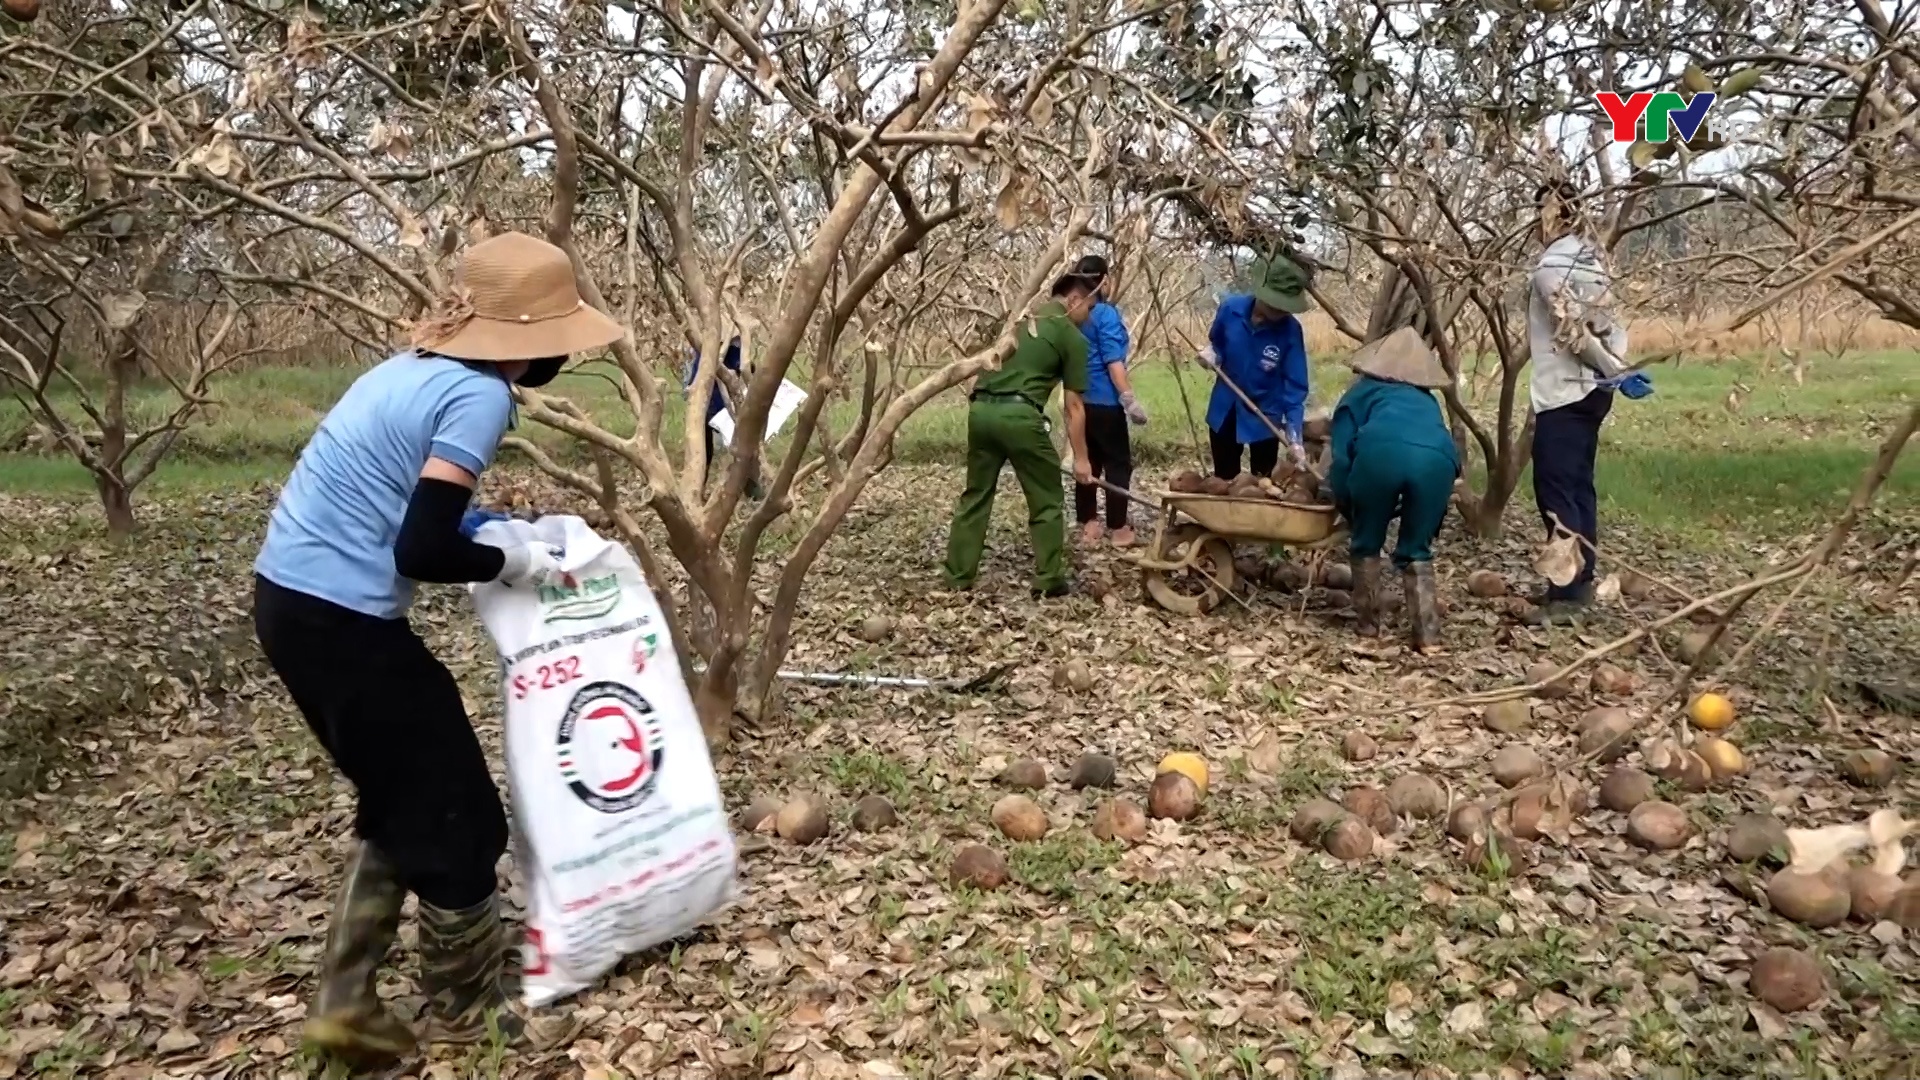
left=253, top=575, right=507, bottom=910
left=1209, top=411, right=1279, bottom=480
left=1074, top=404, right=1133, bottom=529
left=1532, top=388, right=1614, bottom=601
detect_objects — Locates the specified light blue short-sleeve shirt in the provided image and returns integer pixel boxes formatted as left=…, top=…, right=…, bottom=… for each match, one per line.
left=255, top=351, right=514, bottom=618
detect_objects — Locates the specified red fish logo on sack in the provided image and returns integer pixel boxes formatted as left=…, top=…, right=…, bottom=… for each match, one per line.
left=555, top=682, right=665, bottom=813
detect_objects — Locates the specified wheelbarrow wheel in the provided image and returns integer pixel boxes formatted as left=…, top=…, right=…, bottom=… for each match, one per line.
left=1142, top=524, right=1236, bottom=615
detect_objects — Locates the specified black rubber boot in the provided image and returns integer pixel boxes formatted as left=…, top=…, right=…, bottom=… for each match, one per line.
left=303, top=843, right=416, bottom=1064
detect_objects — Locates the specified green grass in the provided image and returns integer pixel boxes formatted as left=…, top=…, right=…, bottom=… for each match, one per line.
left=3, top=350, right=1913, bottom=545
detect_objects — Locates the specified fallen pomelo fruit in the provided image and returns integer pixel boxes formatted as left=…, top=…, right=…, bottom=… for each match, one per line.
left=1687, top=692, right=1735, bottom=731
left=1156, top=752, right=1210, bottom=797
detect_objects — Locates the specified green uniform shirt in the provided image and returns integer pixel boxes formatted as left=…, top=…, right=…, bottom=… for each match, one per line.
left=974, top=301, right=1089, bottom=409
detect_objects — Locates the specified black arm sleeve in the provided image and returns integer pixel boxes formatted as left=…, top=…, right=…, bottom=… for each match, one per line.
left=393, top=477, right=508, bottom=584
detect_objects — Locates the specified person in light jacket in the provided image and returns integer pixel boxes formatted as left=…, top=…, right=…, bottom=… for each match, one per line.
left=1328, top=328, right=1460, bottom=654
left=1526, top=180, right=1645, bottom=624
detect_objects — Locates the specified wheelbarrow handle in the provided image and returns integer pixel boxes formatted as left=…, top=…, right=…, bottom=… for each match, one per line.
left=1060, top=468, right=1164, bottom=515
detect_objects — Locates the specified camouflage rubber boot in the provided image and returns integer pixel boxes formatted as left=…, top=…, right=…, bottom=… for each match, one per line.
left=417, top=893, right=526, bottom=1047
left=302, top=843, right=416, bottom=1064
left=1405, top=561, right=1443, bottom=653
left=1351, top=557, right=1386, bottom=637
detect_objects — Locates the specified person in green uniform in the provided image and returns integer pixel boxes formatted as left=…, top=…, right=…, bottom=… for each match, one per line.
left=943, top=274, right=1097, bottom=596
left=1327, top=327, right=1460, bottom=654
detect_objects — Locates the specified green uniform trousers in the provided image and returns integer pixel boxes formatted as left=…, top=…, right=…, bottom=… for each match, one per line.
left=1344, top=442, right=1454, bottom=568
left=943, top=396, right=1068, bottom=592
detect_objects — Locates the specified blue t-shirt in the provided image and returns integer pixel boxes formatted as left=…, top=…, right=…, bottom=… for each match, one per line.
left=683, top=337, right=743, bottom=421
left=255, top=351, right=515, bottom=619
left=1205, top=294, right=1309, bottom=444
left=1080, top=301, right=1131, bottom=407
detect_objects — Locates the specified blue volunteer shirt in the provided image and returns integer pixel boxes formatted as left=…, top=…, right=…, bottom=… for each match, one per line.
left=255, top=351, right=515, bottom=619
left=1080, top=301, right=1131, bottom=408
left=1205, top=294, right=1309, bottom=444
left=683, top=336, right=743, bottom=421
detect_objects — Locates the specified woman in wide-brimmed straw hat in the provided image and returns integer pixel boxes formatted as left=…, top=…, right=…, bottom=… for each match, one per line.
left=1327, top=326, right=1461, bottom=654
left=251, top=232, right=624, bottom=1062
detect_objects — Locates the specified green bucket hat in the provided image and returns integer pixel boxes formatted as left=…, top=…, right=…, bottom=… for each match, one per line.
left=1250, top=254, right=1312, bottom=314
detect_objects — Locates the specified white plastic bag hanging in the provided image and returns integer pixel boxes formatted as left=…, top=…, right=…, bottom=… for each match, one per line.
left=471, top=516, right=739, bottom=1007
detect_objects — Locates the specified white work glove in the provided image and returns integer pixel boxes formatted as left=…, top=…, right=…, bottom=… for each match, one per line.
left=1287, top=440, right=1310, bottom=468
left=1194, top=345, right=1218, bottom=371
left=496, top=542, right=565, bottom=587
left=1121, top=391, right=1149, bottom=427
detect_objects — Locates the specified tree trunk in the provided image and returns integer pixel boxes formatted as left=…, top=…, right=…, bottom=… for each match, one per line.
left=693, top=660, right=738, bottom=747
left=97, top=475, right=135, bottom=537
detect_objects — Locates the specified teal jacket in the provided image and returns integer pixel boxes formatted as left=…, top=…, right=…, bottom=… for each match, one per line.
left=1329, top=375, right=1460, bottom=509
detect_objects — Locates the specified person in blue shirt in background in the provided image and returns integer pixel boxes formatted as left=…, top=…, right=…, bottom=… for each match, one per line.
left=1327, top=327, right=1461, bottom=655
left=1195, top=254, right=1314, bottom=479
left=683, top=334, right=761, bottom=499
left=1069, top=255, right=1149, bottom=547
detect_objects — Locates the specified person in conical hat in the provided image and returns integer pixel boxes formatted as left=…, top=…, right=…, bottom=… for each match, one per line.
left=252, top=231, right=625, bottom=1062
left=1327, top=326, right=1461, bottom=654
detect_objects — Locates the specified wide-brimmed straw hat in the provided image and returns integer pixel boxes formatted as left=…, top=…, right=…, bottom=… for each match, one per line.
left=1348, top=326, right=1450, bottom=389
left=411, top=232, right=625, bottom=362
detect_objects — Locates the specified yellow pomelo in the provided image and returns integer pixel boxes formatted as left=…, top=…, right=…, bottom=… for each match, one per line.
left=1157, top=752, right=1210, bottom=797
left=1688, top=692, right=1735, bottom=731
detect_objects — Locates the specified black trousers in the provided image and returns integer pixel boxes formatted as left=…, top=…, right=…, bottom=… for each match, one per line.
left=253, top=575, right=507, bottom=910
left=1074, top=404, right=1133, bottom=529
left=1532, top=388, right=1614, bottom=601
left=1209, top=411, right=1279, bottom=480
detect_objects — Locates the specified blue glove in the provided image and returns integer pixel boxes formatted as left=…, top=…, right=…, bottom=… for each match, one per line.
left=1599, top=371, right=1654, bottom=399
left=459, top=508, right=513, bottom=538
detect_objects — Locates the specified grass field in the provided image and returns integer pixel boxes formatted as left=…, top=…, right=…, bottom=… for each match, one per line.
left=2, top=349, right=1913, bottom=545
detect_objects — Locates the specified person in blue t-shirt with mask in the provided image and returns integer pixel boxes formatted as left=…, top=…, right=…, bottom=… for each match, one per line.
left=1195, top=254, right=1314, bottom=479
left=252, top=233, right=624, bottom=1062
left=1069, top=255, right=1148, bottom=547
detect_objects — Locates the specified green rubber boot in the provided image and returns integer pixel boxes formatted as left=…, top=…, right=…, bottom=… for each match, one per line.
left=302, top=843, right=416, bottom=1064
left=1352, top=557, right=1386, bottom=637
left=418, top=893, right=526, bottom=1046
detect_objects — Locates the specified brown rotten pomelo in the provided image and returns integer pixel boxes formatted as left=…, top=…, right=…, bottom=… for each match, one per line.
left=1289, top=798, right=1347, bottom=844
left=1598, top=766, right=1656, bottom=812
left=1168, top=469, right=1204, bottom=494
left=1386, top=773, right=1448, bottom=819
left=949, top=844, right=1009, bottom=891
left=1000, top=757, right=1049, bottom=790
left=1491, top=745, right=1545, bottom=789
left=990, top=795, right=1050, bottom=841
left=1322, top=817, right=1375, bottom=860
left=776, top=796, right=831, bottom=844
left=740, top=794, right=784, bottom=832
left=1482, top=700, right=1532, bottom=735
left=1053, top=660, right=1094, bottom=694
left=1068, top=752, right=1118, bottom=789
left=856, top=614, right=896, bottom=642
left=1726, top=813, right=1789, bottom=864
left=1340, top=731, right=1378, bottom=762
left=1091, top=798, right=1148, bottom=842
left=1588, top=663, right=1639, bottom=697
left=1626, top=801, right=1691, bottom=851
left=1342, top=786, right=1398, bottom=836
left=1148, top=771, right=1201, bottom=821
left=1465, top=569, right=1507, bottom=598
left=1750, top=948, right=1824, bottom=1013
left=1840, top=748, right=1896, bottom=789
left=1768, top=866, right=1850, bottom=927
left=1526, top=661, right=1574, bottom=700
left=850, top=795, right=898, bottom=832
left=1447, top=802, right=1486, bottom=840
left=1577, top=707, right=1635, bottom=764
